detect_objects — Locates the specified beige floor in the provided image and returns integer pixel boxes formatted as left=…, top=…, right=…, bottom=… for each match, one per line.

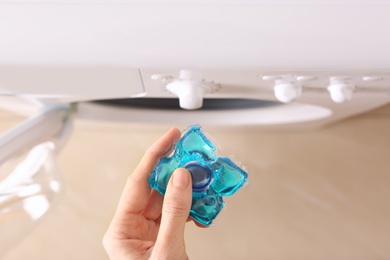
left=1, top=104, right=390, bottom=260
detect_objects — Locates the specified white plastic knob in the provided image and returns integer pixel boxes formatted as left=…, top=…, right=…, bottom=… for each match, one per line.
left=327, top=83, right=355, bottom=103
left=179, top=70, right=201, bottom=81
left=166, top=80, right=205, bottom=110
left=274, top=82, right=302, bottom=103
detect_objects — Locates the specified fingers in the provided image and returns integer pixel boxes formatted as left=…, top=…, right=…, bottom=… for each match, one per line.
left=115, top=127, right=181, bottom=218
left=154, top=168, right=192, bottom=255
left=142, top=189, right=164, bottom=221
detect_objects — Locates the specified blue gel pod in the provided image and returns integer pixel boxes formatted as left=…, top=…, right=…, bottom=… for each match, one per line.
left=149, top=125, right=248, bottom=226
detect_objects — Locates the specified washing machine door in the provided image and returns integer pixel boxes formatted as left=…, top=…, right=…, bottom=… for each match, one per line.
left=0, top=104, right=74, bottom=256
left=0, top=66, right=145, bottom=241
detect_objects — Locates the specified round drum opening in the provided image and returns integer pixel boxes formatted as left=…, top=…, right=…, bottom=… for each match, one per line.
left=93, top=98, right=280, bottom=111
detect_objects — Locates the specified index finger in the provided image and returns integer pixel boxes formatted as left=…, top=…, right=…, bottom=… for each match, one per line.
left=115, top=127, right=181, bottom=217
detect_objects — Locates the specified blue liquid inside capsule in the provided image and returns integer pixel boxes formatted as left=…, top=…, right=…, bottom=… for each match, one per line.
left=149, top=125, right=248, bottom=226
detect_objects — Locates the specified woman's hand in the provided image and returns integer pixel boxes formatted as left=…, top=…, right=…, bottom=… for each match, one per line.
left=103, top=128, right=194, bottom=260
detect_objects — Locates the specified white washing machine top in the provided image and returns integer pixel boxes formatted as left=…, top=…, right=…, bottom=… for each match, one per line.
left=0, top=1, right=389, bottom=127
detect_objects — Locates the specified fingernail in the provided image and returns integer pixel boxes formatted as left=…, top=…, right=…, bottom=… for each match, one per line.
left=172, top=169, right=189, bottom=188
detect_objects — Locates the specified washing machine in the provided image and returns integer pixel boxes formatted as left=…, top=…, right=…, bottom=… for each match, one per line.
left=0, top=0, right=390, bottom=254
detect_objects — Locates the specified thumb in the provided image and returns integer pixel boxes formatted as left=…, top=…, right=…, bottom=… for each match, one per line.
left=154, top=168, right=192, bottom=254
